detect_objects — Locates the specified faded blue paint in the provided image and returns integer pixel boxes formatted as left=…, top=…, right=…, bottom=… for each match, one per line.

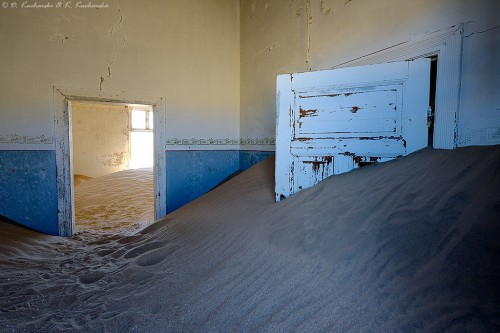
left=165, top=150, right=274, bottom=214
left=0, top=150, right=58, bottom=235
left=0, top=149, right=274, bottom=234
left=239, top=150, right=274, bottom=171
left=166, top=150, right=239, bottom=213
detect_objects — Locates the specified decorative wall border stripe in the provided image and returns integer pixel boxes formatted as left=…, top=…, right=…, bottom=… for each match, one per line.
left=0, top=134, right=275, bottom=146
left=0, top=134, right=54, bottom=144
left=165, top=137, right=275, bottom=145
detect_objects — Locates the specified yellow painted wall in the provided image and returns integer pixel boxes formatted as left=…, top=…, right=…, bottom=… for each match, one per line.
left=72, top=102, right=130, bottom=178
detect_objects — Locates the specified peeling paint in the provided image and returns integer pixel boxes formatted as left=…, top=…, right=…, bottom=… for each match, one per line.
left=99, top=152, right=128, bottom=167
left=358, top=136, right=401, bottom=140
left=304, top=160, right=321, bottom=173
left=320, top=1, right=331, bottom=16
left=299, top=108, right=318, bottom=117
left=354, top=156, right=381, bottom=167
left=277, top=61, right=431, bottom=201
left=299, top=92, right=365, bottom=99
left=302, top=156, right=333, bottom=180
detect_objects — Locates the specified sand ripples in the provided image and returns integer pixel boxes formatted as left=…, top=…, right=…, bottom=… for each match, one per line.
left=1, top=146, right=499, bottom=332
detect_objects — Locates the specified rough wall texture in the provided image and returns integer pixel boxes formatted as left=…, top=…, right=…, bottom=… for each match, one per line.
left=240, top=0, right=499, bottom=147
left=0, top=0, right=240, bottom=234
left=0, top=0, right=240, bottom=147
left=72, top=102, right=131, bottom=177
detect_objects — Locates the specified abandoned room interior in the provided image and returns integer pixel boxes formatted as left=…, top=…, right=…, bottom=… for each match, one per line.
left=0, top=0, right=499, bottom=332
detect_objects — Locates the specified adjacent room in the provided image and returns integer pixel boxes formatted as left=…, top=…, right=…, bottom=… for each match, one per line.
left=72, top=101, right=155, bottom=234
left=0, top=0, right=498, bottom=332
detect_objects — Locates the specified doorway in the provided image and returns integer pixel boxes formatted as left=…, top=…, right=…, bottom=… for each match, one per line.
left=71, top=101, right=155, bottom=234
left=332, top=25, right=463, bottom=150
left=428, top=56, right=438, bottom=147
left=54, top=88, right=166, bottom=236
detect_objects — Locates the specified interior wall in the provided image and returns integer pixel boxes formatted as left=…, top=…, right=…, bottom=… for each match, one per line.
left=0, top=0, right=240, bottom=148
left=0, top=151, right=58, bottom=235
left=72, top=102, right=130, bottom=178
left=240, top=0, right=499, bottom=147
left=1, top=0, right=497, bottom=235
left=165, top=150, right=274, bottom=214
left=0, top=0, right=240, bottom=235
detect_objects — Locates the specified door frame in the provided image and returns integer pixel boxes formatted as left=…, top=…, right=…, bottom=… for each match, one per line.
left=53, top=87, right=167, bottom=236
left=332, top=24, right=463, bottom=149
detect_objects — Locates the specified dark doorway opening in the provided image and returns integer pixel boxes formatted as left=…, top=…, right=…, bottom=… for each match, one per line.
left=428, top=56, right=438, bottom=147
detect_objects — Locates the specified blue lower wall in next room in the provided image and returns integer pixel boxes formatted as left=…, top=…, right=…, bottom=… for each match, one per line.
left=0, top=150, right=58, bottom=235
left=165, top=150, right=274, bottom=214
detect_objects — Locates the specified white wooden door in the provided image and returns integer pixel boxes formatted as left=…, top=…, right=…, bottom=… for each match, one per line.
left=275, top=59, right=430, bottom=202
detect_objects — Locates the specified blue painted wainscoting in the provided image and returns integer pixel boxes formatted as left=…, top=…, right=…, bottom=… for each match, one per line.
left=0, top=150, right=273, bottom=235
left=239, top=150, right=275, bottom=171
left=0, top=150, right=58, bottom=235
left=165, top=150, right=274, bottom=214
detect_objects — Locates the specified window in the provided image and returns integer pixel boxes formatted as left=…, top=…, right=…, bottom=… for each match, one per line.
left=130, top=108, right=154, bottom=169
left=131, top=109, right=153, bottom=130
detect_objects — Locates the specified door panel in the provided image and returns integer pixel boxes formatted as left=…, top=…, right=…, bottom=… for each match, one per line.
left=296, top=88, right=401, bottom=137
left=293, top=155, right=334, bottom=192
left=276, top=59, right=430, bottom=202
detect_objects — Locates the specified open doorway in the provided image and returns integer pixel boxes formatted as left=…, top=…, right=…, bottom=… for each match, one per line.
left=428, top=56, right=438, bottom=147
left=54, top=88, right=167, bottom=236
left=71, top=101, right=155, bottom=235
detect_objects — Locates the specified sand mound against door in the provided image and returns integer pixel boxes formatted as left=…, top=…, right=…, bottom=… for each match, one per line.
left=0, top=146, right=499, bottom=332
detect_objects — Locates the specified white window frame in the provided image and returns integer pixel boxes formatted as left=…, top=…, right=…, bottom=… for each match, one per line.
left=130, top=108, right=154, bottom=132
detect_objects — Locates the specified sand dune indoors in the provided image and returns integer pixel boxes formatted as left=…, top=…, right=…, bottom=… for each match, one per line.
left=0, top=146, right=499, bottom=332
left=74, top=168, right=154, bottom=235
left=73, top=174, right=93, bottom=187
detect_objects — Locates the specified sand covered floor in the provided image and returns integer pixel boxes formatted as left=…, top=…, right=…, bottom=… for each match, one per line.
left=1, top=146, right=499, bottom=332
left=74, top=168, right=154, bottom=235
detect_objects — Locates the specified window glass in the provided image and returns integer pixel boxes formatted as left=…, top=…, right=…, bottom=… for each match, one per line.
left=131, top=110, right=146, bottom=129
left=130, top=131, right=154, bottom=168
left=148, top=112, right=154, bottom=129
